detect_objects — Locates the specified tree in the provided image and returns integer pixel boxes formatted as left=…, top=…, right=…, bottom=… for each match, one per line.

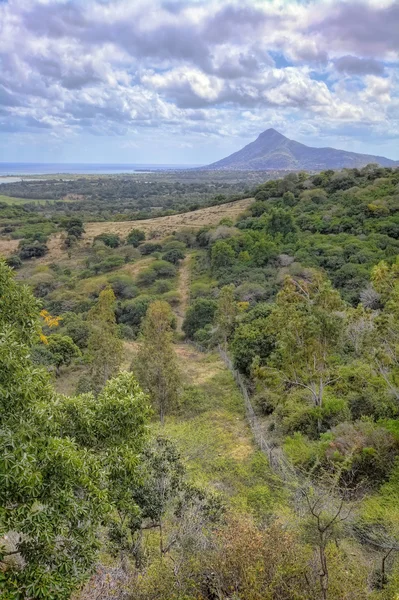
left=182, top=298, right=217, bottom=340
left=211, top=240, right=235, bottom=271
left=61, top=312, right=90, bottom=348
left=300, top=480, right=356, bottom=600
left=231, top=319, right=275, bottom=375
left=93, top=232, right=121, bottom=248
left=134, top=301, right=181, bottom=424
left=61, top=216, right=85, bottom=239
left=46, top=333, right=81, bottom=375
left=0, top=261, right=105, bottom=599
left=266, top=208, right=297, bottom=237
left=260, top=272, right=345, bottom=433
left=215, top=284, right=238, bottom=347
left=87, top=287, right=123, bottom=392
left=126, top=228, right=146, bottom=247
left=162, top=247, right=185, bottom=264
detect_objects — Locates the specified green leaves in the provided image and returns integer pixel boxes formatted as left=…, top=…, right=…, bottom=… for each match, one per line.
left=0, top=264, right=151, bottom=598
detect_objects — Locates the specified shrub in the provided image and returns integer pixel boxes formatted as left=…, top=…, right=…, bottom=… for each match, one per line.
left=61, top=312, right=90, bottom=349
left=18, top=240, right=48, bottom=259
left=183, top=298, right=217, bottom=339
left=116, top=295, right=153, bottom=333
left=92, top=256, right=124, bottom=274
left=5, top=255, right=22, bottom=269
left=139, top=242, right=162, bottom=255
left=93, top=232, right=121, bottom=248
left=162, top=248, right=185, bottom=264
left=126, top=228, right=146, bottom=247
left=108, top=274, right=139, bottom=299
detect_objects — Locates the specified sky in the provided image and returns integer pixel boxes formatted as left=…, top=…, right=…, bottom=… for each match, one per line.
left=0, top=0, right=398, bottom=165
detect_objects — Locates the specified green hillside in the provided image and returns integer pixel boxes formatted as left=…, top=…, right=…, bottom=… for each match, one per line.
left=2, top=164, right=399, bottom=599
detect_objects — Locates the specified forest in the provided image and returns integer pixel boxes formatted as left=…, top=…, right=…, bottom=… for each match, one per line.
left=2, top=163, right=399, bottom=600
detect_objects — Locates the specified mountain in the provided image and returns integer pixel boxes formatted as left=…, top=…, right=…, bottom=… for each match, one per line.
left=205, top=129, right=398, bottom=171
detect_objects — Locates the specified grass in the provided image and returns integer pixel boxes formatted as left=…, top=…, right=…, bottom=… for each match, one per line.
left=83, top=198, right=254, bottom=242
left=152, top=349, right=285, bottom=517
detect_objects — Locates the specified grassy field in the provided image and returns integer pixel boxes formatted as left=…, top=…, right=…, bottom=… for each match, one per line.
left=84, top=197, right=254, bottom=241
left=155, top=345, right=282, bottom=515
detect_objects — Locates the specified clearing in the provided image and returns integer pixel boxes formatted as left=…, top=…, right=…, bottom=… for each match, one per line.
left=83, top=197, right=254, bottom=241
left=0, top=197, right=253, bottom=259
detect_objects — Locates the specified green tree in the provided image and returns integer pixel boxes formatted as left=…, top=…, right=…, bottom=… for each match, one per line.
left=261, top=272, right=345, bottom=432
left=87, top=286, right=123, bottom=392
left=211, top=240, right=235, bottom=271
left=182, top=298, right=217, bottom=340
left=134, top=301, right=181, bottom=424
left=215, top=284, right=238, bottom=347
left=126, top=228, right=146, bottom=247
left=0, top=261, right=105, bottom=599
left=94, top=232, right=121, bottom=248
left=46, top=333, right=81, bottom=374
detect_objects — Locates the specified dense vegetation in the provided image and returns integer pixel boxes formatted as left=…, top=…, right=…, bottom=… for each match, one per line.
left=2, top=164, right=399, bottom=599
left=0, top=170, right=281, bottom=225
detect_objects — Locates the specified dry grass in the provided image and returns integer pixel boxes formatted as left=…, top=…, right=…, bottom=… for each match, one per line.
left=0, top=197, right=253, bottom=262
left=83, top=198, right=254, bottom=242
left=0, top=238, right=19, bottom=256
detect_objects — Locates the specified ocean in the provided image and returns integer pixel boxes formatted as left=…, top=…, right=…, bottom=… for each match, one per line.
left=0, top=163, right=200, bottom=177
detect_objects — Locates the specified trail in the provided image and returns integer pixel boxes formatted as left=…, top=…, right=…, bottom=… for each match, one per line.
left=175, top=254, right=191, bottom=333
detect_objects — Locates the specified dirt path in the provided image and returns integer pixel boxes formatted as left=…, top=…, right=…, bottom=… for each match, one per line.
left=175, top=254, right=191, bottom=333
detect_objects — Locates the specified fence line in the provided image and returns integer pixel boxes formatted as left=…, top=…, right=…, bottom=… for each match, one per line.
left=217, top=345, right=298, bottom=484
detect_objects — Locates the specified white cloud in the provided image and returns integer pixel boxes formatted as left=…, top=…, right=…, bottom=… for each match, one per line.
left=0, top=0, right=397, bottom=160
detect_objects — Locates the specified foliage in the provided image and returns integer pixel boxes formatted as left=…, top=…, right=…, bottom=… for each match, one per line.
left=18, top=239, right=48, bottom=260
left=182, top=298, right=217, bottom=339
left=0, top=261, right=106, bottom=599
left=93, top=232, right=121, bottom=248
left=87, top=287, right=123, bottom=392
left=133, top=301, right=181, bottom=423
left=126, top=228, right=146, bottom=247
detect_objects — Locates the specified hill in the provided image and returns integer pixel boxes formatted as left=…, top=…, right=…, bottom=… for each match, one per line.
left=205, top=128, right=398, bottom=171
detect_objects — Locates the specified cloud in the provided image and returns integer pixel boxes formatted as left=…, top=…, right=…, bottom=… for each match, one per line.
left=334, top=55, right=385, bottom=76
left=309, top=1, right=399, bottom=55
left=0, top=0, right=397, bottom=157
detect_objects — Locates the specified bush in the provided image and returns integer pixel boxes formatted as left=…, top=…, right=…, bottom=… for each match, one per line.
left=231, top=319, right=274, bottom=375
left=139, top=242, right=162, bottom=255
left=191, top=282, right=214, bottom=299
left=162, top=248, right=185, bottom=264
left=108, top=274, right=139, bottom=299
left=92, top=256, right=124, bottom=274
left=183, top=298, right=217, bottom=339
left=5, top=255, right=22, bottom=269
left=60, top=313, right=90, bottom=349
left=18, top=240, right=49, bottom=260
left=126, top=228, right=146, bottom=247
left=161, top=290, right=180, bottom=307
left=93, top=232, right=121, bottom=248
left=137, top=261, right=176, bottom=287
left=116, top=296, right=153, bottom=334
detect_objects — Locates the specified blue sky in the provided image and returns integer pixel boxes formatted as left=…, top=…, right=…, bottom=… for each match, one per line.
left=0, top=0, right=398, bottom=164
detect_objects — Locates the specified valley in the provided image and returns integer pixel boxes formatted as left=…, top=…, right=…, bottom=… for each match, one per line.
left=2, top=164, right=399, bottom=600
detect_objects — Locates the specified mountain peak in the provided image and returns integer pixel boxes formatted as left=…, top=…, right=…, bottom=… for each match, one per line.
left=258, top=128, right=287, bottom=140
left=205, top=128, right=397, bottom=171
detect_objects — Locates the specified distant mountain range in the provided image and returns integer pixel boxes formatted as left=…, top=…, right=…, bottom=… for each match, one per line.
left=205, top=129, right=399, bottom=171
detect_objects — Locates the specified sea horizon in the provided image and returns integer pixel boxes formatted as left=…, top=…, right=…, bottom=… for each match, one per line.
left=0, top=162, right=202, bottom=176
